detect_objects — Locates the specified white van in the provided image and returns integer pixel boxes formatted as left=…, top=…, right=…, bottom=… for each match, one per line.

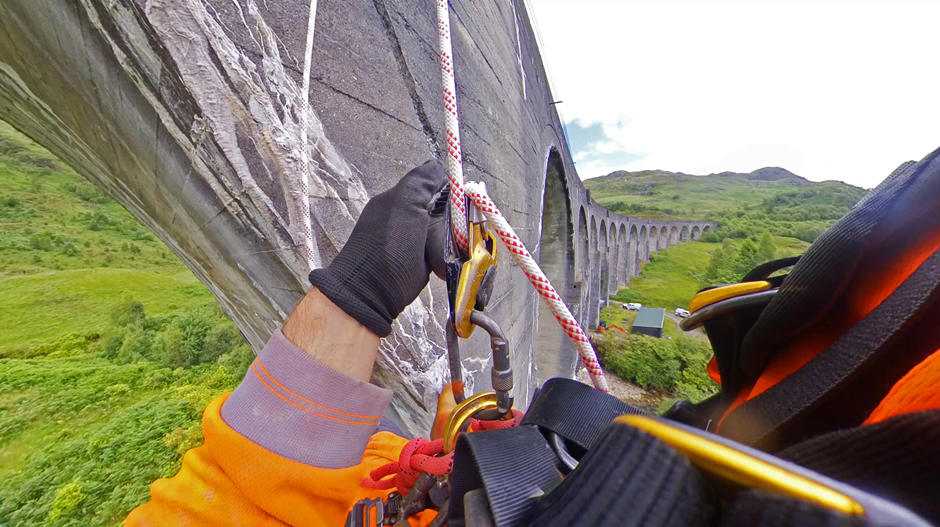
left=624, top=303, right=642, bottom=311
left=674, top=307, right=691, bottom=318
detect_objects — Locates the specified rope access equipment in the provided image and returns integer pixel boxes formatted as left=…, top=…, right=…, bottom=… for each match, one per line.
left=298, top=0, right=320, bottom=272
left=433, top=0, right=609, bottom=393
left=296, top=0, right=607, bottom=391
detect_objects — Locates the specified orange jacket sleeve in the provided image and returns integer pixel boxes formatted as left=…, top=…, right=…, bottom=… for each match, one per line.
left=125, top=330, right=437, bottom=527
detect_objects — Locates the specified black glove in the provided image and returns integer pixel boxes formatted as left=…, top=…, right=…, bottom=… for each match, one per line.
left=309, top=160, right=447, bottom=337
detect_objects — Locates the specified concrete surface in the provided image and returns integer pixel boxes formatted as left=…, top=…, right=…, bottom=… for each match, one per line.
left=0, top=0, right=713, bottom=435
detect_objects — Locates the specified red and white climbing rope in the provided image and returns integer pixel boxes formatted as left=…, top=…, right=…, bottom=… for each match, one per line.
left=464, top=183, right=609, bottom=392
left=435, top=1, right=608, bottom=392
left=298, top=0, right=319, bottom=271
left=435, top=0, right=470, bottom=253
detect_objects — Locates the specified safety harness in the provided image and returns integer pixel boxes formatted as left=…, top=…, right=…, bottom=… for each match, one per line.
left=348, top=146, right=940, bottom=526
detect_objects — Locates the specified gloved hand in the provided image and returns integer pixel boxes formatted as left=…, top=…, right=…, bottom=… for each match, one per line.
left=309, top=160, right=447, bottom=337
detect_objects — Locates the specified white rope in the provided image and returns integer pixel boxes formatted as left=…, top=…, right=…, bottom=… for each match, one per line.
left=464, top=183, right=609, bottom=392
left=435, top=0, right=470, bottom=253
left=435, top=1, right=608, bottom=392
left=298, top=0, right=319, bottom=271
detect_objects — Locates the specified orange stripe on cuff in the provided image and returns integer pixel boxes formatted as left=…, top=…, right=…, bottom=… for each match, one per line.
left=251, top=364, right=381, bottom=426
left=255, top=358, right=383, bottom=420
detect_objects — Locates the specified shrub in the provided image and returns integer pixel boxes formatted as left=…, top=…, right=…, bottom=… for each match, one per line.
left=111, top=298, right=147, bottom=327
left=700, top=231, right=721, bottom=243
left=217, top=344, right=255, bottom=381
left=202, top=322, right=242, bottom=364
left=114, top=327, right=154, bottom=364
left=46, top=481, right=85, bottom=523
left=100, top=330, right=126, bottom=360
left=154, top=325, right=189, bottom=369
left=29, top=233, right=53, bottom=251
left=596, top=331, right=718, bottom=402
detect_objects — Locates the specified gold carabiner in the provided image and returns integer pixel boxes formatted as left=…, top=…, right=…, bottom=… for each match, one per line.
left=442, top=391, right=500, bottom=453
left=453, top=218, right=498, bottom=338
left=616, top=415, right=865, bottom=516
left=688, top=281, right=772, bottom=314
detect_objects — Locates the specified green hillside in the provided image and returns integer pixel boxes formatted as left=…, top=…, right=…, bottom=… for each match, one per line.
left=587, top=168, right=861, bottom=409
left=0, top=122, right=252, bottom=526
left=585, top=167, right=866, bottom=243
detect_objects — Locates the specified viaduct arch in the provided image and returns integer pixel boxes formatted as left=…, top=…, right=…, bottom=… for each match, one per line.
left=0, top=0, right=715, bottom=433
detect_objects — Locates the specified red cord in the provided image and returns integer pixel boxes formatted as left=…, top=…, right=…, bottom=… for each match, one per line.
left=361, top=409, right=524, bottom=494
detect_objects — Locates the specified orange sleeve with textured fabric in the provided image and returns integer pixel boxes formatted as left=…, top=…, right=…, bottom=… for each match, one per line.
left=125, top=394, right=437, bottom=527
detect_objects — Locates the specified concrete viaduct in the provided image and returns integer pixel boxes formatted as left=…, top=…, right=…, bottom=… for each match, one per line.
left=0, top=0, right=712, bottom=433
left=534, top=150, right=714, bottom=380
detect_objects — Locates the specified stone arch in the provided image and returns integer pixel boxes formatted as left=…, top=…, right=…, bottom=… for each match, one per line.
left=628, top=225, right=639, bottom=278
left=647, top=225, right=658, bottom=255
left=680, top=225, right=690, bottom=242
left=608, top=223, right=621, bottom=295
left=691, top=226, right=702, bottom=240
left=617, top=224, right=627, bottom=285
left=595, top=220, right=609, bottom=327
left=535, top=148, right=578, bottom=382
left=670, top=226, right=680, bottom=245
left=703, top=225, right=713, bottom=235
left=659, top=226, right=669, bottom=249
left=577, top=207, right=589, bottom=328
left=589, top=216, right=599, bottom=328
left=639, top=225, right=649, bottom=263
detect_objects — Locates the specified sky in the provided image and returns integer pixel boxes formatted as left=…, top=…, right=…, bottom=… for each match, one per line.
left=526, top=0, right=940, bottom=188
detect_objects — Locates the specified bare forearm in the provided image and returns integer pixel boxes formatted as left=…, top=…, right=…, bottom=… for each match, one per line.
left=282, top=287, right=381, bottom=382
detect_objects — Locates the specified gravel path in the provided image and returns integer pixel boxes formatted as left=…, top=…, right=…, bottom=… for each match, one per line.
left=665, top=312, right=708, bottom=340
left=576, top=367, right=662, bottom=412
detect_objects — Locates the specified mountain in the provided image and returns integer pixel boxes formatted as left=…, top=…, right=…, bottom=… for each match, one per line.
left=586, top=167, right=867, bottom=245
left=584, top=167, right=865, bottom=225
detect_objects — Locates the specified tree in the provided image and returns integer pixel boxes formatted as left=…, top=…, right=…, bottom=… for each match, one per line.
left=734, top=239, right=760, bottom=277
left=757, top=232, right=775, bottom=263
left=702, top=240, right=741, bottom=285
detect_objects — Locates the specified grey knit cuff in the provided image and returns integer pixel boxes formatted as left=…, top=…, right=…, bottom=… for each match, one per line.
left=220, top=329, right=393, bottom=469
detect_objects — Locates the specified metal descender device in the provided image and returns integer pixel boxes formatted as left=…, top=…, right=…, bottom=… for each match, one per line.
left=440, top=182, right=514, bottom=422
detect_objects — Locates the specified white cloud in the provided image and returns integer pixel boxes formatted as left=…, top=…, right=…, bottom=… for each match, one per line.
left=527, top=0, right=940, bottom=188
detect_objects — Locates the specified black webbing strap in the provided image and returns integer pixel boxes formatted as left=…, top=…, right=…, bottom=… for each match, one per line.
left=720, top=491, right=869, bottom=527
left=447, top=426, right=562, bottom=527
left=778, top=409, right=940, bottom=525
left=721, top=246, right=940, bottom=449
left=446, top=382, right=928, bottom=527
left=738, top=151, right=940, bottom=381
left=520, top=378, right=650, bottom=450
left=522, top=422, right=717, bottom=527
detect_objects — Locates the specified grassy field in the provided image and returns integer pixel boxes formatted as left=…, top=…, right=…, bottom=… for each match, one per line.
left=0, top=268, right=210, bottom=354
left=0, top=121, right=251, bottom=526
left=611, top=236, right=809, bottom=312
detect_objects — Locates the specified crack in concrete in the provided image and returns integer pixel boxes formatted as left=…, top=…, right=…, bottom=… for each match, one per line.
left=312, top=75, right=422, bottom=133
left=370, top=0, right=439, bottom=159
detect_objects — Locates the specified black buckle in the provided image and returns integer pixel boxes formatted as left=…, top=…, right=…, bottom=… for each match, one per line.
left=345, top=492, right=402, bottom=527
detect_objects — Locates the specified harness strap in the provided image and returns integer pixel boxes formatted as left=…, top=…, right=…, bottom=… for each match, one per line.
left=444, top=378, right=931, bottom=527
left=522, top=422, right=717, bottom=527
left=721, top=245, right=940, bottom=449
left=778, top=409, right=940, bottom=525
left=737, top=157, right=932, bottom=381
left=447, top=426, right=562, bottom=527
left=520, top=378, right=650, bottom=451
left=721, top=491, right=868, bottom=527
